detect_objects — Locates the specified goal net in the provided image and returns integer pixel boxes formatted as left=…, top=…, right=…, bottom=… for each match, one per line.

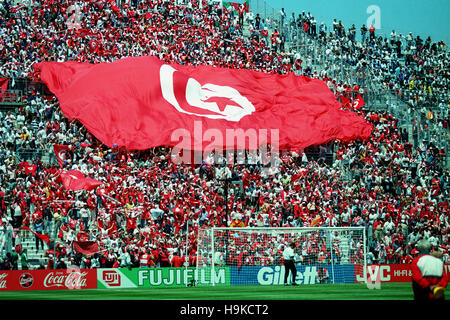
left=195, top=227, right=367, bottom=286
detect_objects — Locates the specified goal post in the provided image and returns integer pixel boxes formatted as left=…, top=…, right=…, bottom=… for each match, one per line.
left=196, top=227, right=367, bottom=286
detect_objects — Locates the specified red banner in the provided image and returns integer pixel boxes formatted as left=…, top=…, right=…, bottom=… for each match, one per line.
left=340, top=95, right=351, bottom=108
left=224, top=1, right=249, bottom=13
left=18, top=161, right=37, bottom=176
left=0, top=269, right=97, bottom=291
left=352, top=94, right=365, bottom=110
left=35, top=56, right=373, bottom=152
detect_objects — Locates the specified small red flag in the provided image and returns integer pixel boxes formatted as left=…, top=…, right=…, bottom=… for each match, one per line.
left=53, top=144, right=71, bottom=167
left=24, top=164, right=37, bottom=176
left=21, top=226, right=51, bottom=244
left=340, top=95, right=351, bottom=108
left=60, top=170, right=103, bottom=191
left=19, top=161, right=37, bottom=176
left=73, top=241, right=100, bottom=256
left=352, top=94, right=365, bottom=110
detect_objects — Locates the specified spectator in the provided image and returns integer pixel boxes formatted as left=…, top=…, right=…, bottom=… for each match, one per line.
left=369, top=24, right=376, bottom=42
left=33, top=216, right=44, bottom=252
left=20, top=248, right=28, bottom=270
left=411, top=239, right=448, bottom=300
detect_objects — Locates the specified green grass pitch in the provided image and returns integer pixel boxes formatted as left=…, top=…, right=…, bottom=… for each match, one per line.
left=0, top=283, right=448, bottom=300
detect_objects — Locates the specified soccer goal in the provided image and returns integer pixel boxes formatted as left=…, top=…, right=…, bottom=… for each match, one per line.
left=195, top=227, right=367, bottom=286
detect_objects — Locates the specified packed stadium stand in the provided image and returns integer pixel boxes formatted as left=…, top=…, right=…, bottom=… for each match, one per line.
left=0, top=0, right=448, bottom=272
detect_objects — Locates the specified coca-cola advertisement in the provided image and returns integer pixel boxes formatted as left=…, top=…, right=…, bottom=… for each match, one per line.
left=0, top=269, right=97, bottom=291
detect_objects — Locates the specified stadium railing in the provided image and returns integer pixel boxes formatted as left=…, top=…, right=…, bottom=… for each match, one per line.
left=249, top=0, right=282, bottom=31
left=15, top=149, right=45, bottom=162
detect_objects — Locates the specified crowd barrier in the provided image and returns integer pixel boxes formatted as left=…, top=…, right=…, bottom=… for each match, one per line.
left=1, top=264, right=449, bottom=291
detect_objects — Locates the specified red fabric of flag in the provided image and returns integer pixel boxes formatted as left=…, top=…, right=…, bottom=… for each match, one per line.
left=228, top=1, right=249, bottom=12
left=73, top=241, right=100, bottom=256
left=21, top=226, right=51, bottom=244
left=340, top=95, right=351, bottom=108
left=18, top=161, right=37, bottom=175
left=60, top=170, right=103, bottom=191
left=35, top=56, right=373, bottom=151
left=0, top=78, right=8, bottom=102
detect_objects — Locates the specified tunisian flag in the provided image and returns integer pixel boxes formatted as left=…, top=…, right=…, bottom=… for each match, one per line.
left=19, top=161, right=37, bottom=175
left=352, top=94, right=365, bottom=110
left=53, top=144, right=71, bottom=167
left=35, top=56, right=372, bottom=151
left=73, top=241, right=100, bottom=256
left=60, top=170, right=103, bottom=191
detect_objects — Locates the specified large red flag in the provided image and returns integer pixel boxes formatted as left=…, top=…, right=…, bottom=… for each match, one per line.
left=73, top=241, right=100, bottom=256
left=60, top=170, right=103, bottom=191
left=35, top=56, right=372, bottom=152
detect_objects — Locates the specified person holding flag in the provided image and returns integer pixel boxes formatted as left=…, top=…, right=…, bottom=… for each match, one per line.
left=32, top=215, right=45, bottom=252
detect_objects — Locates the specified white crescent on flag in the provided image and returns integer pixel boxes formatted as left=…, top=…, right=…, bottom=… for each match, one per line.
left=159, top=64, right=255, bottom=122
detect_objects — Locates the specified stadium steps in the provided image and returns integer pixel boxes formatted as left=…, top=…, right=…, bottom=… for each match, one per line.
left=19, top=222, right=56, bottom=269
left=19, top=236, right=49, bottom=268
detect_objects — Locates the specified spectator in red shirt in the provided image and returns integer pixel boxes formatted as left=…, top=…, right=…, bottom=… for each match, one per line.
left=159, top=249, right=170, bottom=267
left=369, top=24, right=376, bottom=41
left=171, top=251, right=184, bottom=268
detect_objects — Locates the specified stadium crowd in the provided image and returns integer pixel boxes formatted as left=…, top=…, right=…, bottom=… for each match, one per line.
left=0, top=0, right=448, bottom=271
left=284, top=10, right=449, bottom=120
